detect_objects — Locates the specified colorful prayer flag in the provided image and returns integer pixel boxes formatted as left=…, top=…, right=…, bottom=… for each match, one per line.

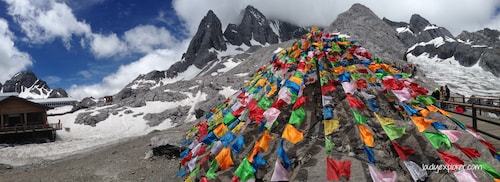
left=282, top=124, right=304, bottom=144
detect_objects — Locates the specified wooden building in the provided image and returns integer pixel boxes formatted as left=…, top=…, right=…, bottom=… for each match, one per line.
left=0, top=96, right=61, bottom=143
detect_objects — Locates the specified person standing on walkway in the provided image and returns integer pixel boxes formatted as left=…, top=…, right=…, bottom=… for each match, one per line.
left=445, top=85, right=450, bottom=101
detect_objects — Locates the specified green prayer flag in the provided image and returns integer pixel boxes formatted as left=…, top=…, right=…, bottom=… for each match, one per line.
left=294, top=71, right=304, bottom=78
left=423, top=131, right=451, bottom=149
left=208, top=119, right=216, bottom=131
left=206, top=160, right=218, bottom=179
left=402, top=73, right=412, bottom=78
left=234, top=158, right=255, bottom=182
left=416, top=95, right=436, bottom=105
left=351, top=72, right=361, bottom=81
left=325, top=137, right=335, bottom=156
left=257, top=97, right=272, bottom=110
left=189, top=166, right=200, bottom=178
left=381, top=124, right=406, bottom=140
left=248, top=86, right=257, bottom=95
left=410, top=99, right=420, bottom=105
left=320, top=77, right=328, bottom=86
left=473, top=161, right=500, bottom=178
left=352, top=110, right=368, bottom=124
left=222, top=112, right=236, bottom=125
left=291, top=91, right=298, bottom=104
left=289, top=107, right=306, bottom=126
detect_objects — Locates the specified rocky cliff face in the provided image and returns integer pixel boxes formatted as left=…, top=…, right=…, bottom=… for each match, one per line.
left=1, top=70, right=68, bottom=98
left=384, top=15, right=500, bottom=77
left=326, top=4, right=407, bottom=65
left=224, top=5, right=279, bottom=46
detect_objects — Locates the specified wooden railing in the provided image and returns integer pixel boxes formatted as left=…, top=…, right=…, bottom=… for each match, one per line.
left=440, top=99, right=500, bottom=141
left=0, top=123, right=62, bottom=133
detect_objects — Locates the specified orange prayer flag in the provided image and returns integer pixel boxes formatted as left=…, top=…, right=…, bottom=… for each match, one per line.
left=426, top=105, right=439, bottom=112
left=215, top=147, right=234, bottom=170
left=333, top=67, right=346, bottom=75
left=213, top=124, right=228, bottom=138
left=437, top=108, right=452, bottom=117
left=247, top=141, right=260, bottom=163
left=267, top=85, right=278, bottom=97
left=410, top=116, right=435, bottom=132
left=282, top=124, right=304, bottom=144
left=413, top=105, right=430, bottom=117
left=358, top=124, right=374, bottom=147
left=258, top=130, right=275, bottom=152
left=368, top=64, right=381, bottom=72
left=369, top=77, right=377, bottom=83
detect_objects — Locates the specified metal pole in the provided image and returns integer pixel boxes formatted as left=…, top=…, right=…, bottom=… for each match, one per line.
left=472, top=105, right=477, bottom=130
left=478, top=98, right=482, bottom=115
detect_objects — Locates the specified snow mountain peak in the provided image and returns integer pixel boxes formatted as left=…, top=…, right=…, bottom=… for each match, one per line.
left=0, top=70, right=68, bottom=99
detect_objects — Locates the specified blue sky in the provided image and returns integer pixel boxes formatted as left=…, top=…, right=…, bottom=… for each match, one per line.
left=1, top=0, right=499, bottom=99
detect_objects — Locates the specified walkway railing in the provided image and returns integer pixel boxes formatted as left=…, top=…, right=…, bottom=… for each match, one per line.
left=441, top=99, right=500, bottom=141
left=0, top=123, right=62, bottom=134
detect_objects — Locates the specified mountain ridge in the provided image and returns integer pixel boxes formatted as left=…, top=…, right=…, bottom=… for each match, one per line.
left=0, top=70, right=68, bottom=99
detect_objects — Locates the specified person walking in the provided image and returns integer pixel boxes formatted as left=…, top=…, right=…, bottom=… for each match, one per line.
left=431, top=88, right=440, bottom=101
left=440, top=86, right=446, bottom=108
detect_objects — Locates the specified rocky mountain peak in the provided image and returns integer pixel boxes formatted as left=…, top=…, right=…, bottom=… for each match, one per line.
left=326, top=3, right=406, bottom=65
left=166, top=9, right=226, bottom=78
left=224, top=5, right=279, bottom=46
left=1, top=70, right=69, bottom=98
left=409, top=14, right=431, bottom=33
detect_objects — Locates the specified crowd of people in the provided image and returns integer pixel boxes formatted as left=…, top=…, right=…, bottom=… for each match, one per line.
left=431, top=85, right=451, bottom=107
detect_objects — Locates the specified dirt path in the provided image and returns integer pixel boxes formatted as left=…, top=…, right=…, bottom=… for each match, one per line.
left=0, top=128, right=188, bottom=182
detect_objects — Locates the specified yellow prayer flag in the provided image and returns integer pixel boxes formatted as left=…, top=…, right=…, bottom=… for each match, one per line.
left=255, top=78, right=268, bottom=87
left=346, top=65, right=357, bottom=72
left=266, top=85, right=278, bottom=97
left=437, top=108, right=451, bottom=117
left=258, top=130, right=275, bottom=152
left=374, top=112, right=395, bottom=125
left=289, top=76, right=303, bottom=86
left=184, top=176, right=192, bottom=182
left=231, top=122, right=246, bottom=134
left=324, top=119, right=340, bottom=136
left=213, top=111, right=223, bottom=125
left=282, top=124, right=304, bottom=144
left=213, top=124, right=228, bottom=138
left=358, top=124, right=374, bottom=147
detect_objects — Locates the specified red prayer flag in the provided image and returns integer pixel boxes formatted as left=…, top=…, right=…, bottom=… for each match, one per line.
left=347, top=94, right=366, bottom=109
left=197, top=145, right=208, bottom=156
left=321, top=83, right=336, bottom=95
left=181, top=152, right=193, bottom=166
left=437, top=151, right=464, bottom=172
left=197, top=122, right=208, bottom=142
left=326, top=157, right=351, bottom=181
left=271, top=98, right=288, bottom=109
left=358, top=68, right=368, bottom=74
left=231, top=106, right=245, bottom=116
left=454, top=144, right=481, bottom=159
left=355, top=79, right=367, bottom=89
left=392, top=141, right=415, bottom=161
left=249, top=107, right=265, bottom=123
left=479, top=139, right=497, bottom=156
left=292, top=96, right=307, bottom=110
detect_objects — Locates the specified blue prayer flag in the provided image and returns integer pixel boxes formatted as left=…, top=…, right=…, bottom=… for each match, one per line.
left=364, top=145, right=375, bottom=164
left=231, top=135, right=245, bottom=155
left=277, top=139, right=292, bottom=169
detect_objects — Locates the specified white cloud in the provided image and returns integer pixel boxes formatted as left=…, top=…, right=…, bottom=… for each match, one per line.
left=89, top=33, right=127, bottom=58
left=172, top=0, right=500, bottom=36
left=124, top=25, right=179, bottom=53
left=68, top=40, right=189, bottom=99
left=4, top=0, right=91, bottom=45
left=0, top=18, right=32, bottom=83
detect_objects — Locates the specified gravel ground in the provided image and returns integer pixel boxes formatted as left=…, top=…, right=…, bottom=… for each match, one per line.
left=0, top=124, right=191, bottom=182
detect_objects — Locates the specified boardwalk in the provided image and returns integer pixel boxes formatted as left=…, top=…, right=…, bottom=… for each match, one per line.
left=450, top=113, right=500, bottom=150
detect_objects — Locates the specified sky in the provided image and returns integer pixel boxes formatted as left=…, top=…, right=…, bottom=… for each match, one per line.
left=0, top=0, right=499, bottom=100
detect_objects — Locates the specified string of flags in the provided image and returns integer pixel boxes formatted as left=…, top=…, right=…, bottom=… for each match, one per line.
left=177, top=27, right=500, bottom=181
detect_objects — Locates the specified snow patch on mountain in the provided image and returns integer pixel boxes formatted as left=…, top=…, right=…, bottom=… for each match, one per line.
left=218, top=86, right=238, bottom=99
left=0, top=90, right=207, bottom=166
left=407, top=53, right=500, bottom=97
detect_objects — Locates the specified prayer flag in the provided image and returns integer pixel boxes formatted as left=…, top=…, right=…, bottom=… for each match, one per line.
left=382, top=125, right=406, bottom=141
left=277, top=139, right=292, bottom=169
left=325, top=137, right=335, bottom=156
left=353, top=110, right=368, bottom=124
left=453, top=169, right=479, bottom=182
left=403, top=160, right=428, bottom=181
left=234, top=158, right=255, bottom=182
left=359, top=124, right=374, bottom=147
left=326, top=157, right=351, bottom=181
left=324, top=119, right=340, bottom=136
left=258, top=130, right=275, bottom=152
left=437, top=151, right=464, bottom=172
left=231, top=135, right=245, bottom=155
left=213, top=124, right=229, bottom=138
left=473, top=161, right=500, bottom=178
left=364, top=145, right=376, bottom=163
left=215, top=147, right=234, bottom=170
left=392, top=141, right=415, bottom=161
left=271, top=159, right=290, bottom=181
left=374, top=112, right=395, bottom=125
left=347, top=94, right=366, bottom=109
left=454, top=143, right=481, bottom=159
left=439, top=130, right=462, bottom=143
left=206, top=160, right=218, bottom=179
left=368, top=164, right=397, bottom=182
left=423, top=131, right=451, bottom=149
left=289, top=107, right=306, bottom=126
left=282, top=124, right=304, bottom=144
left=292, top=96, right=307, bottom=110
